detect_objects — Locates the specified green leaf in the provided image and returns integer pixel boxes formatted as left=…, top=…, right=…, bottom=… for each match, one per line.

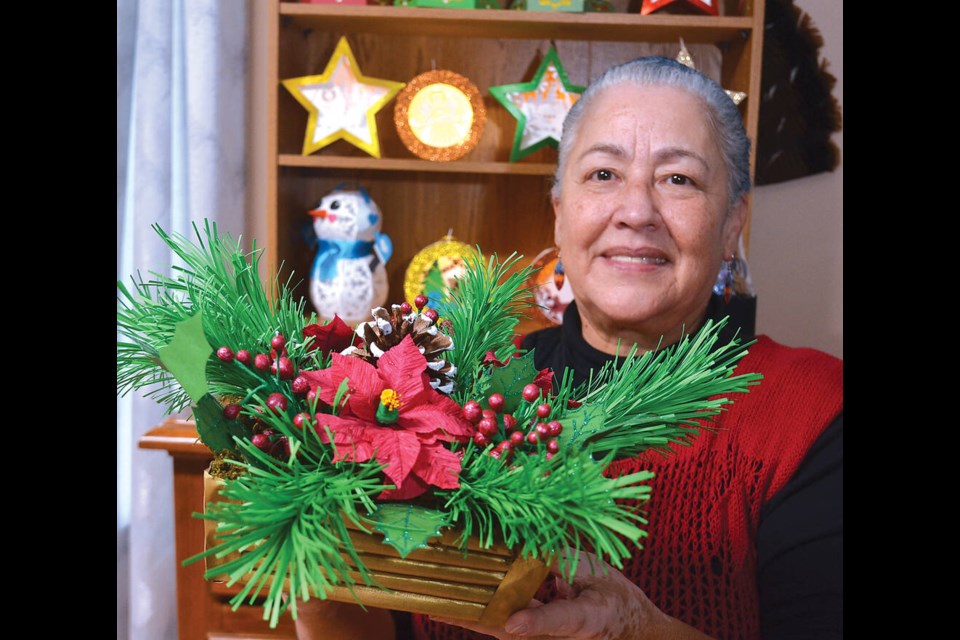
left=194, top=393, right=252, bottom=455
left=332, top=378, right=351, bottom=415
left=486, top=350, right=541, bottom=414
left=371, top=503, right=450, bottom=558
left=557, top=403, right=608, bottom=451
left=157, top=311, right=213, bottom=403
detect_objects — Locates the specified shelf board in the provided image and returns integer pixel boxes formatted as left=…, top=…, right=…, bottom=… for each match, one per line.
left=281, top=5, right=753, bottom=44
left=279, top=154, right=556, bottom=176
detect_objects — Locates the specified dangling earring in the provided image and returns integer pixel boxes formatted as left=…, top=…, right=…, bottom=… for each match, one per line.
left=721, top=254, right=735, bottom=303
left=553, top=250, right=565, bottom=291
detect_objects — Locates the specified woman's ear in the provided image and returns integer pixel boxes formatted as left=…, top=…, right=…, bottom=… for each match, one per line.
left=552, top=194, right=563, bottom=248
left=723, top=196, right=748, bottom=257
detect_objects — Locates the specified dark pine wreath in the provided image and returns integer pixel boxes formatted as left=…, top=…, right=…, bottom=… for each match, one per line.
left=755, top=0, right=843, bottom=186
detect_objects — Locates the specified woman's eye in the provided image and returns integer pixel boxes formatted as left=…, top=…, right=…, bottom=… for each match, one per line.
left=591, top=169, right=615, bottom=181
left=668, top=174, right=691, bottom=186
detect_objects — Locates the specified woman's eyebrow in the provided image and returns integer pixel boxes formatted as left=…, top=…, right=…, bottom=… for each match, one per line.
left=653, top=147, right=709, bottom=171
left=575, top=143, right=627, bottom=162
left=575, top=144, right=709, bottom=172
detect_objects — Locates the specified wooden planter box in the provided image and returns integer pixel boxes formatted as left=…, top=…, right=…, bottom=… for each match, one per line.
left=203, top=471, right=551, bottom=625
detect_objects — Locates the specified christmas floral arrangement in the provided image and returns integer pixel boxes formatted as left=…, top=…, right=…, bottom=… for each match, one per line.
left=117, top=221, right=761, bottom=627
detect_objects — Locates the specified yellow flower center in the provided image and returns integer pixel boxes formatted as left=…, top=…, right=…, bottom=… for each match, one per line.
left=380, top=388, right=402, bottom=411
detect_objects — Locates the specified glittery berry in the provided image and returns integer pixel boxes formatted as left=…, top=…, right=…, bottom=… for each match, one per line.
left=463, top=400, right=483, bottom=423
left=522, top=384, right=540, bottom=402
left=254, top=353, right=272, bottom=371
left=423, top=308, right=439, bottom=323
left=400, top=301, right=413, bottom=314
left=270, top=334, right=286, bottom=352
left=478, top=417, right=499, bottom=437
left=236, top=349, right=252, bottom=365
left=251, top=433, right=272, bottom=451
left=502, top=414, right=518, bottom=430
left=546, top=439, right=560, bottom=454
left=223, top=404, right=241, bottom=420
left=488, top=393, right=505, bottom=413
left=266, top=392, right=287, bottom=413
left=414, top=294, right=428, bottom=309
left=216, top=346, right=234, bottom=362
left=273, top=356, right=295, bottom=379
left=547, top=421, right=563, bottom=437
left=291, top=376, right=310, bottom=395
left=536, top=403, right=552, bottom=418
left=293, top=412, right=310, bottom=429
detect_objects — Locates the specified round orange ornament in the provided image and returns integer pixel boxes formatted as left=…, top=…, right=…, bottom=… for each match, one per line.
left=394, top=70, right=486, bottom=162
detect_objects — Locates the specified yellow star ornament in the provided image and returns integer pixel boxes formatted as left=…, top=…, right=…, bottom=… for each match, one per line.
left=676, top=38, right=746, bottom=106
left=282, top=37, right=406, bottom=157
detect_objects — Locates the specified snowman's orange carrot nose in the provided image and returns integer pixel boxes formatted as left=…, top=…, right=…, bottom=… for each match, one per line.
left=308, top=208, right=327, bottom=219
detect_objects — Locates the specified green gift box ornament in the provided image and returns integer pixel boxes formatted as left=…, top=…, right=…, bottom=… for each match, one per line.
left=524, top=0, right=584, bottom=11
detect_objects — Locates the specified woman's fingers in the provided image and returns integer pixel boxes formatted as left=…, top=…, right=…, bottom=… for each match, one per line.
left=504, top=586, right=616, bottom=637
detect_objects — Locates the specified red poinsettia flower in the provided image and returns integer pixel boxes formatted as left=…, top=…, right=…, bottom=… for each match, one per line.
left=302, top=315, right=358, bottom=356
left=303, top=335, right=475, bottom=500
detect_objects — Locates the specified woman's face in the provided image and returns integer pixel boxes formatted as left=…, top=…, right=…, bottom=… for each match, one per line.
left=554, top=83, right=745, bottom=350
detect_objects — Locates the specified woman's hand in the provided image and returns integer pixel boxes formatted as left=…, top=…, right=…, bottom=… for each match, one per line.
left=434, top=551, right=712, bottom=640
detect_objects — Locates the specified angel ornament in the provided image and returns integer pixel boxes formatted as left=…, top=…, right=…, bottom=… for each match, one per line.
left=308, top=187, right=393, bottom=324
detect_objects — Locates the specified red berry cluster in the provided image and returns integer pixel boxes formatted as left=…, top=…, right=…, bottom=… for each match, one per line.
left=251, top=428, right=290, bottom=459
left=462, top=382, right=563, bottom=463
left=410, top=294, right=439, bottom=323
left=215, top=331, right=318, bottom=460
left=217, top=333, right=297, bottom=379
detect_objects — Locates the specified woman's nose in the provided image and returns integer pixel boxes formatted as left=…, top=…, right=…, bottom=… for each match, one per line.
left=612, top=181, right=661, bottom=230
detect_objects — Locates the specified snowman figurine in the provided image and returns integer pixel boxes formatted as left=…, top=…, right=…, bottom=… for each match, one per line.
left=308, top=187, right=392, bottom=324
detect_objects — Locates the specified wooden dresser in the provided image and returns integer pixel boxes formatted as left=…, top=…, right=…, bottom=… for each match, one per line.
left=139, top=419, right=297, bottom=640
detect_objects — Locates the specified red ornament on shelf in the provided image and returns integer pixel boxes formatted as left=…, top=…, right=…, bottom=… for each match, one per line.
left=640, top=0, right=719, bottom=16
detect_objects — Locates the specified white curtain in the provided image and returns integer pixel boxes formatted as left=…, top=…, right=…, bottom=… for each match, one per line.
left=117, top=1, right=248, bottom=638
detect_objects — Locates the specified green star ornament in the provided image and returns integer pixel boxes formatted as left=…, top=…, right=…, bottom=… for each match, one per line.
left=490, top=48, right=585, bottom=162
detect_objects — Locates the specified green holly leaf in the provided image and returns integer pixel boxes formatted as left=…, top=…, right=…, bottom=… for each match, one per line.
left=557, top=402, right=608, bottom=452
left=370, top=503, right=450, bottom=558
left=486, top=350, right=541, bottom=415
left=193, top=393, right=251, bottom=455
left=157, top=312, right=212, bottom=403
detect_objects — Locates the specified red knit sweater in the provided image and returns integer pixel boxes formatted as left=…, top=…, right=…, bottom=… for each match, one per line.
left=413, top=336, right=843, bottom=640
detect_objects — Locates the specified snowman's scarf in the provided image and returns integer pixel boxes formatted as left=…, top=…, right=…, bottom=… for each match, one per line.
left=312, top=239, right=375, bottom=282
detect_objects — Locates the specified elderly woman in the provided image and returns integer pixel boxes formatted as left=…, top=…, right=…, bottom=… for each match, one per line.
left=416, top=56, right=843, bottom=640
left=297, top=56, right=843, bottom=640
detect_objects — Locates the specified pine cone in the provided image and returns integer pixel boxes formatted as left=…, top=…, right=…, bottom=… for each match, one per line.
left=345, top=305, right=458, bottom=394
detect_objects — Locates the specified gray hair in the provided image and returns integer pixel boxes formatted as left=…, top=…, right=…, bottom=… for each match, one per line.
left=552, top=56, right=752, bottom=209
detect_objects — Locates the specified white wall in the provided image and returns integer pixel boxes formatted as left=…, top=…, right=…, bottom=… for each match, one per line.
left=750, top=0, right=843, bottom=359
